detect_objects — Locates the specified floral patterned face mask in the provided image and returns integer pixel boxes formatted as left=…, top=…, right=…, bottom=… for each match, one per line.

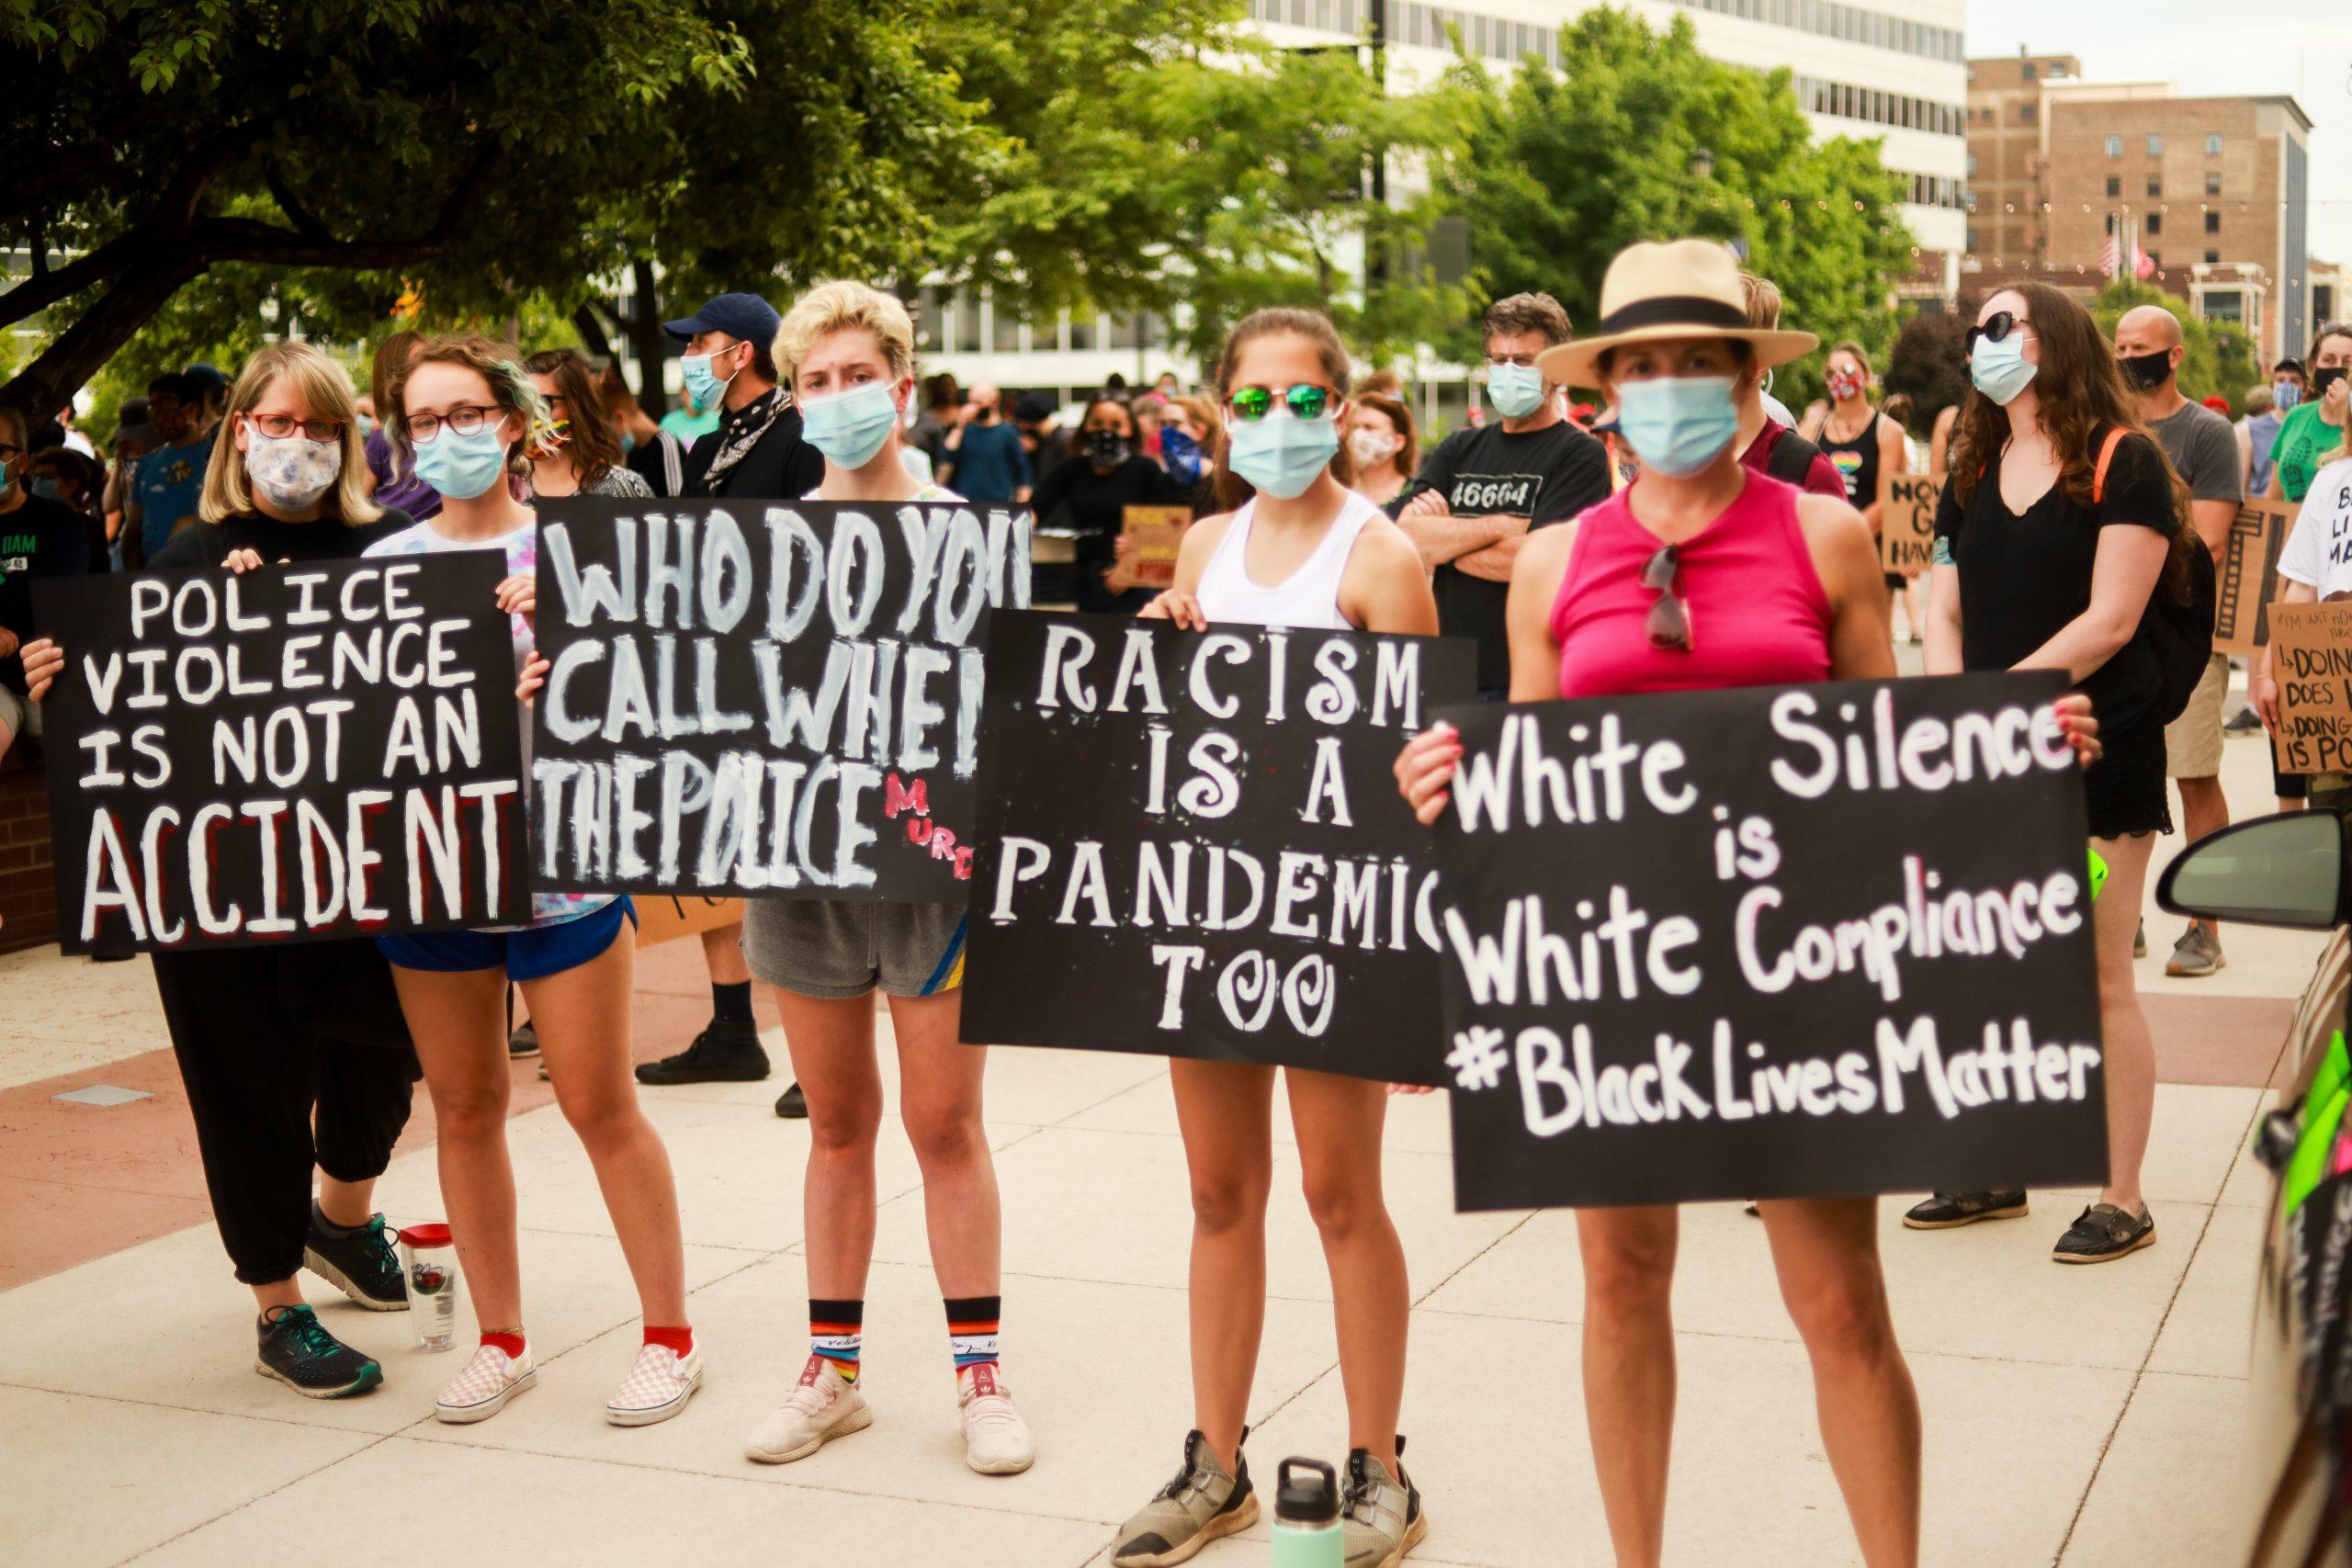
left=243, top=427, right=343, bottom=510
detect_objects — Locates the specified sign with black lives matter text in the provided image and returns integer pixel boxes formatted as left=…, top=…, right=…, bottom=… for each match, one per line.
left=34, top=557, right=528, bottom=954
left=528, top=497, right=1029, bottom=901
left=963, top=612, right=1476, bottom=1083
left=1434, top=671, right=2107, bottom=1211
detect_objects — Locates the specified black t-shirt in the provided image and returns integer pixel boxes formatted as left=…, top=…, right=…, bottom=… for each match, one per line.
left=1029, top=455, right=1190, bottom=563
left=1397, top=419, right=1611, bottom=692
left=1933, top=431, right=2177, bottom=732
left=1, top=492, right=93, bottom=692
left=148, top=507, right=416, bottom=571
left=681, top=392, right=826, bottom=501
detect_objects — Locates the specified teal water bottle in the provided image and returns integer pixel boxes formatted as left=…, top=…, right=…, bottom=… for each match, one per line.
left=1272, top=1457, right=1343, bottom=1567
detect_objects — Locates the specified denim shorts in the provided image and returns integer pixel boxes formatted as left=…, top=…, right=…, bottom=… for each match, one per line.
left=375, top=897, right=636, bottom=982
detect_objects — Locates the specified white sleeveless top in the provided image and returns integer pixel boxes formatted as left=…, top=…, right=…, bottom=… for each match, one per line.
left=1194, top=490, right=1377, bottom=630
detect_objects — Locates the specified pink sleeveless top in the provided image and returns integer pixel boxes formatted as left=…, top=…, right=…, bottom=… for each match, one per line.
left=1550, top=471, right=1833, bottom=699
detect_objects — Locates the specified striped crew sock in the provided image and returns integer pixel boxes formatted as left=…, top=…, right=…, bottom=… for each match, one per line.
left=810, top=1299, right=864, bottom=1383
left=945, top=1294, right=1001, bottom=1377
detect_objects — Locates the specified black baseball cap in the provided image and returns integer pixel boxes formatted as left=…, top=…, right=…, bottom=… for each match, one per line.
left=1013, top=390, right=1058, bottom=423
left=662, top=292, right=781, bottom=348
left=183, top=362, right=231, bottom=399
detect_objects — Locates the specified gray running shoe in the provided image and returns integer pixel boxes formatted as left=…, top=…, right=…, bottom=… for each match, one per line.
left=2165, top=922, right=2225, bottom=978
left=1112, top=1428, right=1258, bottom=1567
left=1342, top=1440, right=1428, bottom=1568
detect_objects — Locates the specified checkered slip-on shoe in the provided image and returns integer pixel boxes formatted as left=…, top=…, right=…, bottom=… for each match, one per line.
left=435, top=1341, right=537, bottom=1424
left=607, top=1343, right=703, bottom=1427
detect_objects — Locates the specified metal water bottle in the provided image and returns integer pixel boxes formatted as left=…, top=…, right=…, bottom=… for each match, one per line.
left=1271, top=1457, right=1343, bottom=1568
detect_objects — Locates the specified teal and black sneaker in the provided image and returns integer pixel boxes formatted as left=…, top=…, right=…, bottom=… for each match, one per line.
left=303, top=1209, right=408, bottom=1312
left=255, top=1304, right=382, bottom=1399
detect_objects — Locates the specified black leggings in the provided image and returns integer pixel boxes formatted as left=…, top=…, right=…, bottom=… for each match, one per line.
left=151, top=947, right=418, bottom=1285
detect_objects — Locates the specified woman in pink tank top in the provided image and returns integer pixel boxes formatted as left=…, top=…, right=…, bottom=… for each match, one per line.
left=1396, top=241, right=2106, bottom=1568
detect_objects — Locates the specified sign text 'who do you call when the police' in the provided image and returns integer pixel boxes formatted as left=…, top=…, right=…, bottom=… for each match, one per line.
left=527, top=497, right=1029, bottom=902
left=1435, top=671, right=2107, bottom=1212
left=37, top=556, right=527, bottom=953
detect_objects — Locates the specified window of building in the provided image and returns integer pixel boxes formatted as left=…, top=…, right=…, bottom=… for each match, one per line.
left=2205, top=133, right=2223, bottom=156
left=1967, top=227, right=1980, bottom=253
left=1966, top=152, right=1976, bottom=176
left=2146, top=133, right=2165, bottom=157
left=2021, top=62, right=2036, bottom=80
left=2206, top=171, right=2222, bottom=197
left=2145, top=215, right=2161, bottom=234
left=2105, top=136, right=2122, bottom=158
left=2144, top=250, right=2161, bottom=269
left=2106, top=175, right=2120, bottom=197
left=1109, top=313, right=1145, bottom=351
left=2204, top=211, right=2220, bottom=233
left=2204, top=250, right=2221, bottom=265
left=991, top=295, right=1023, bottom=354
left=2146, top=176, right=2161, bottom=198
left=2018, top=103, right=2036, bottom=125
left=953, top=290, right=984, bottom=355
left=2205, top=288, right=2242, bottom=321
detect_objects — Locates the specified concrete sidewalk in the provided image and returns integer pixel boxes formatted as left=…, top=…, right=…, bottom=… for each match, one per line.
left=0, top=709, right=2325, bottom=1567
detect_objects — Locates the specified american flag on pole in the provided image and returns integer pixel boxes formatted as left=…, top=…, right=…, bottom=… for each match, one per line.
left=2099, top=228, right=2120, bottom=278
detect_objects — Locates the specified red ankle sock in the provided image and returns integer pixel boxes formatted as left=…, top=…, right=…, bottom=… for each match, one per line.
left=481, top=1329, right=526, bottom=1359
left=644, top=1325, right=694, bottom=1356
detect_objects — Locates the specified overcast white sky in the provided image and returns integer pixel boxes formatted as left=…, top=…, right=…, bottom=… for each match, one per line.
left=1963, top=2, right=2352, bottom=264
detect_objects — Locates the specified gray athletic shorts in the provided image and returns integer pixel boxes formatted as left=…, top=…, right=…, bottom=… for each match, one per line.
left=741, top=897, right=969, bottom=1000
left=0, top=684, right=41, bottom=749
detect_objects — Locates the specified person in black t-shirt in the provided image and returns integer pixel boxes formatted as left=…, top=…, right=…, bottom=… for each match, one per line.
left=1029, top=396, right=1190, bottom=612
left=1917, top=282, right=2195, bottom=1264
left=1396, top=293, right=1611, bottom=696
left=0, top=408, right=92, bottom=756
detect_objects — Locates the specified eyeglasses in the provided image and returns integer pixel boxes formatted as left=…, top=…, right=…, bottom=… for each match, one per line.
left=1227, top=384, right=1335, bottom=423
left=1642, top=543, right=1691, bottom=652
left=247, top=412, right=345, bottom=444
left=1963, top=312, right=2034, bottom=355
left=402, top=405, right=501, bottom=444
left=0, top=443, right=22, bottom=462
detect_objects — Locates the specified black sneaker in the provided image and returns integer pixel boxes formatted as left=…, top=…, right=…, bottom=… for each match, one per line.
left=2223, top=705, right=2263, bottom=736
left=255, top=1304, right=382, bottom=1398
left=509, top=1018, right=539, bottom=1059
left=1902, top=1190, right=2029, bottom=1229
left=635, top=1019, right=770, bottom=1085
left=2052, top=1202, right=2155, bottom=1263
left=775, top=1082, right=808, bottom=1119
left=303, top=1208, right=409, bottom=1311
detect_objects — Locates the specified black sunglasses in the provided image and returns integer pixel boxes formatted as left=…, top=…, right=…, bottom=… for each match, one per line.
left=1963, top=311, right=2033, bottom=355
left=1642, top=543, right=1690, bottom=652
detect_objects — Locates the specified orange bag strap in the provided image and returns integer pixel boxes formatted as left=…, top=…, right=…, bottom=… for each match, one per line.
left=2091, top=426, right=2126, bottom=504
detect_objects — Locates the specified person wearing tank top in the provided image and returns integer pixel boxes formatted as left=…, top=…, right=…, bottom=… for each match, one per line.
left=1396, top=242, right=2106, bottom=1568
left=1107, top=308, right=1439, bottom=1568
left=1803, top=341, right=1918, bottom=633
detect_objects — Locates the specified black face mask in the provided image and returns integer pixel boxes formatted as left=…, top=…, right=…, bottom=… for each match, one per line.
left=1086, top=428, right=1130, bottom=465
left=2316, top=366, right=2349, bottom=400
left=2118, top=349, right=2173, bottom=392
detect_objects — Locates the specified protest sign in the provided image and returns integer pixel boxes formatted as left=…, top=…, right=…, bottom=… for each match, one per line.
left=2214, top=500, right=2293, bottom=660
left=1879, top=474, right=1940, bottom=577
left=2269, top=602, right=2352, bottom=775
left=1104, top=506, right=1191, bottom=592
left=33, top=556, right=528, bottom=954
left=529, top=497, right=1030, bottom=901
left=632, top=895, right=743, bottom=947
left=1434, top=671, right=2106, bottom=1211
left=963, top=611, right=1476, bottom=1082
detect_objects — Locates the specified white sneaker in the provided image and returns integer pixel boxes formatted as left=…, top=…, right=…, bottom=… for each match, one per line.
left=435, top=1341, right=537, bottom=1424
left=606, top=1342, right=703, bottom=1427
left=745, top=1354, right=872, bottom=1464
left=958, top=1363, right=1035, bottom=1475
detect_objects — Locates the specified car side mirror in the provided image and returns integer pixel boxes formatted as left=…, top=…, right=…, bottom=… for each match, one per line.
left=2156, top=810, right=2347, bottom=931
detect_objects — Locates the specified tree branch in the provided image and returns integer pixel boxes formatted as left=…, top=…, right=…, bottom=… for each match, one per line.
left=0, top=231, right=146, bottom=328
left=427, top=144, right=505, bottom=243
left=187, top=215, right=456, bottom=269
left=263, top=164, right=334, bottom=244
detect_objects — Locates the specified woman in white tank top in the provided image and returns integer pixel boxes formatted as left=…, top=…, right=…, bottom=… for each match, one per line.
left=1107, top=310, right=1440, bottom=1568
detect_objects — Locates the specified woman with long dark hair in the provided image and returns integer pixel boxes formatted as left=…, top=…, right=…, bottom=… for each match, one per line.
left=522, top=348, right=654, bottom=500
left=1907, top=281, right=2197, bottom=1263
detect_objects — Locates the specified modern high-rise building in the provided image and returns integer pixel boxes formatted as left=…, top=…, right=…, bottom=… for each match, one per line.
left=917, top=0, right=1967, bottom=416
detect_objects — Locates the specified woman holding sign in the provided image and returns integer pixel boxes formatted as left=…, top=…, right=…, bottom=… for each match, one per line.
left=1027, top=394, right=1191, bottom=613
left=1107, top=307, right=1439, bottom=1568
left=366, top=333, right=700, bottom=1429
left=1914, top=284, right=2196, bottom=1267
left=1395, top=241, right=2104, bottom=1568
left=19, top=344, right=423, bottom=1402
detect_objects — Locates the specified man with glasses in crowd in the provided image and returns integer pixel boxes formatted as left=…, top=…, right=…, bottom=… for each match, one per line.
left=121, top=370, right=212, bottom=569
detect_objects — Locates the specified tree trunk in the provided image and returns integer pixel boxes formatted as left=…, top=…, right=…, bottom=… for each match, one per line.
left=571, top=302, right=616, bottom=361
left=0, top=255, right=203, bottom=425
left=629, top=257, right=669, bottom=419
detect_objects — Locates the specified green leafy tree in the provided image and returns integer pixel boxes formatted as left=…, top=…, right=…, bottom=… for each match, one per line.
left=1883, top=310, right=1970, bottom=434
left=2087, top=279, right=2263, bottom=414
left=1433, top=10, right=1914, bottom=407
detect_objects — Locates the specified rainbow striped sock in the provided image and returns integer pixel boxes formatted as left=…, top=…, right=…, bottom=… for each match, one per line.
left=945, top=1294, right=1001, bottom=1375
left=810, top=1298, right=863, bottom=1383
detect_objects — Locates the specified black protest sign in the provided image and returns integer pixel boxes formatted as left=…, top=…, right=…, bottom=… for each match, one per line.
left=962, top=611, right=1476, bottom=1083
left=34, top=557, right=528, bottom=954
left=1435, top=671, right=2106, bottom=1212
left=529, top=497, right=1030, bottom=901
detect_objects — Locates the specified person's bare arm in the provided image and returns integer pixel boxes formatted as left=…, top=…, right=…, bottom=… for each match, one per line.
left=2188, top=496, right=2234, bottom=569
left=1397, top=503, right=1511, bottom=572
left=1795, top=495, right=1896, bottom=680
left=1338, top=519, right=1440, bottom=636
left=1864, top=412, right=1908, bottom=532
left=1452, top=514, right=1537, bottom=581
left=2012, top=526, right=2170, bottom=682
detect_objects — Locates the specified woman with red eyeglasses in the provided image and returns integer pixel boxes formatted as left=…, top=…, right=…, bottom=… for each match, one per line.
left=1394, top=243, right=2104, bottom=1568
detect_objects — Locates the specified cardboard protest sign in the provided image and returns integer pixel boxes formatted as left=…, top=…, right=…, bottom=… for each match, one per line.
left=963, top=611, right=1476, bottom=1082
left=632, top=895, right=743, bottom=947
left=2215, top=500, right=2294, bottom=660
left=33, top=557, right=528, bottom=954
left=529, top=497, right=1030, bottom=901
left=1879, top=474, right=1940, bottom=577
left=2269, top=602, right=2352, bottom=775
left=1104, top=506, right=1191, bottom=592
left=1434, top=671, right=2106, bottom=1212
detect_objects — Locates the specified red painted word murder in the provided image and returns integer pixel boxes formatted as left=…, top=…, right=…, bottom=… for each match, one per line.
left=885, top=773, right=974, bottom=880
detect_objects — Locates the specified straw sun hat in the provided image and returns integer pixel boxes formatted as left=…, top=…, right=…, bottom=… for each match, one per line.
left=1533, top=239, right=1818, bottom=390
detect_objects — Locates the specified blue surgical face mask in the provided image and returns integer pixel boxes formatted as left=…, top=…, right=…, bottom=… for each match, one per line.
left=1487, top=362, right=1546, bottom=420
left=1227, top=407, right=1339, bottom=500
left=1161, top=426, right=1203, bottom=484
left=1614, top=376, right=1738, bottom=479
left=1969, top=330, right=2038, bottom=406
left=2275, top=381, right=2302, bottom=412
left=28, top=475, right=62, bottom=502
left=412, top=422, right=511, bottom=501
left=681, top=343, right=741, bottom=412
left=798, top=380, right=900, bottom=470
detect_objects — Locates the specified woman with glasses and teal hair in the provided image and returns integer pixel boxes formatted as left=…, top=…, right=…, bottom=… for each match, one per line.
left=1108, top=307, right=1439, bottom=1568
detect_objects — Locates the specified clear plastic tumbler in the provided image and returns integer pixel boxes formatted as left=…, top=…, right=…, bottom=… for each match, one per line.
left=397, top=1223, right=459, bottom=1352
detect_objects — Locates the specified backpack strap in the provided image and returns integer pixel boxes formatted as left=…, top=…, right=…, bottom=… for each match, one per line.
left=2091, top=426, right=2127, bottom=505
